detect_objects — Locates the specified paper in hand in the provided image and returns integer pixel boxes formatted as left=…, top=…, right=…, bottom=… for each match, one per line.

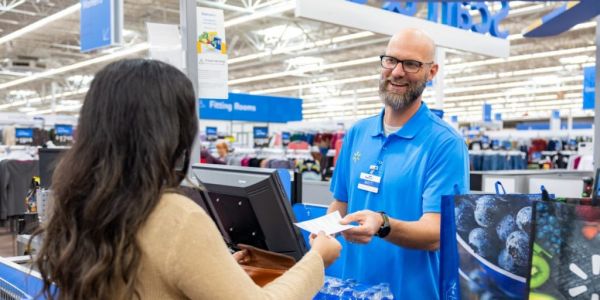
left=294, top=211, right=355, bottom=235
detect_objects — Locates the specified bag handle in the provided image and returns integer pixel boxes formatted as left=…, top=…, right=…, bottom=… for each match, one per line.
left=495, top=181, right=506, bottom=195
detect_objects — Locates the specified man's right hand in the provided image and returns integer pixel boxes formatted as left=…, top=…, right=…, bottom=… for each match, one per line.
left=309, top=231, right=342, bottom=267
left=339, top=210, right=384, bottom=244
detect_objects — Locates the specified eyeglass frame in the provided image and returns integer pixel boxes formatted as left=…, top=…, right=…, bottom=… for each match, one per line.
left=379, top=55, right=434, bottom=73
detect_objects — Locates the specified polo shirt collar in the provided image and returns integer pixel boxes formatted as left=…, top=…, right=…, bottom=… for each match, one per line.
left=370, top=101, right=430, bottom=139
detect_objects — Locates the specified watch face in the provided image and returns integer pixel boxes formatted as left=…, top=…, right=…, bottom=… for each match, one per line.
left=378, top=226, right=391, bottom=238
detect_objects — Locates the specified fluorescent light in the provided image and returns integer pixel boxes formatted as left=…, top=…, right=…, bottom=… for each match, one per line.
left=224, top=1, right=295, bottom=28
left=0, top=43, right=149, bottom=91
left=230, top=56, right=378, bottom=85
left=59, top=100, right=82, bottom=106
left=446, top=46, right=595, bottom=72
left=251, top=74, right=378, bottom=94
left=8, top=89, right=37, bottom=98
left=0, top=87, right=88, bottom=110
left=0, top=3, right=80, bottom=45
left=255, top=24, right=304, bottom=43
left=26, top=104, right=82, bottom=116
left=18, top=107, right=36, bottom=112
left=559, top=55, right=592, bottom=64
left=228, top=31, right=373, bottom=65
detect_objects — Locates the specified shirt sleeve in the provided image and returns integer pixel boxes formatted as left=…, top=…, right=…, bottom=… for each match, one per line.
left=422, top=136, right=470, bottom=213
left=166, top=209, right=325, bottom=300
left=329, top=131, right=353, bottom=202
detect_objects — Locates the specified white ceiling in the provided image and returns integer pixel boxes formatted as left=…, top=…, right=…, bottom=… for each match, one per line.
left=0, top=0, right=596, bottom=123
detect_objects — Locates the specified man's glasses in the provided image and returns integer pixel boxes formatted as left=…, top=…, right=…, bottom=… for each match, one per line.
left=380, top=55, right=433, bottom=73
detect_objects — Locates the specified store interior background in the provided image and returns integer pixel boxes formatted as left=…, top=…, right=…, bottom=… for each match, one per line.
left=0, top=1, right=597, bottom=255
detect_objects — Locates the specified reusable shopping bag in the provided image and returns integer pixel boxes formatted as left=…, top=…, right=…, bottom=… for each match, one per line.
left=528, top=199, right=600, bottom=299
left=440, top=183, right=547, bottom=300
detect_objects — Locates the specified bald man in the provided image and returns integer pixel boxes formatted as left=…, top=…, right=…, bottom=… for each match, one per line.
left=327, top=28, right=469, bottom=299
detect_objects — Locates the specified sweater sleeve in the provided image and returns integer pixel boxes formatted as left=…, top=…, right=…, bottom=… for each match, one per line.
left=165, top=209, right=325, bottom=300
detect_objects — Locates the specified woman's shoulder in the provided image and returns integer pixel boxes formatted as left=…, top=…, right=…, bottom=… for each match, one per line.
left=157, top=192, right=208, bottom=217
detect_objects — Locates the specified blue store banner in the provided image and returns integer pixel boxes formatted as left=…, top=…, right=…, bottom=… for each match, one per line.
left=583, top=66, right=595, bottom=110
left=200, top=93, right=302, bottom=123
left=80, top=0, right=122, bottom=52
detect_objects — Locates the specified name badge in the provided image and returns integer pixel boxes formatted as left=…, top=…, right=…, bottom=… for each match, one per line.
left=357, top=172, right=381, bottom=193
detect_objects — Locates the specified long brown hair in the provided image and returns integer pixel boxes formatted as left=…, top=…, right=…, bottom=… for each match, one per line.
left=32, top=59, right=198, bottom=299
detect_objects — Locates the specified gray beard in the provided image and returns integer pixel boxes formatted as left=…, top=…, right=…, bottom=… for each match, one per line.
left=378, top=77, right=427, bottom=112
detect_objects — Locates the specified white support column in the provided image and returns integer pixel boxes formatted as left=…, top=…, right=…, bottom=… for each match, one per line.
left=594, top=16, right=600, bottom=170
left=181, top=0, right=201, bottom=166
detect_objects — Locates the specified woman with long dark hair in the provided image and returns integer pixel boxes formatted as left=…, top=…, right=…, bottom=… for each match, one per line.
left=33, top=59, right=341, bottom=299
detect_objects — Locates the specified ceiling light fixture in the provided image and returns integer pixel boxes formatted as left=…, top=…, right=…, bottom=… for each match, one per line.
left=0, top=3, right=80, bottom=46
left=224, top=1, right=295, bottom=28
left=228, top=31, right=374, bottom=65
left=0, top=43, right=149, bottom=91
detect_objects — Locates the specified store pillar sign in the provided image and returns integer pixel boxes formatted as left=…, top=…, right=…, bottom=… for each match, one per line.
left=55, top=124, right=74, bottom=145
left=253, top=127, right=268, bottom=139
left=200, top=93, right=302, bottom=123
left=583, top=66, right=595, bottom=110
left=15, top=128, right=33, bottom=145
left=348, top=1, right=509, bottom=38
left=282, top=132, right=291, bottom=146
left=206, top=126, right=218, bottom=141
left=253, top=126, right=269, bottom=148
left=80, top=0, right=123, bottom=52
left=196, top=7, right=228, bottom=99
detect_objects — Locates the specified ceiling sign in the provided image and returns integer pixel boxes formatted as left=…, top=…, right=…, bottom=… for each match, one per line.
left=295, top=0, right=510, bottom=58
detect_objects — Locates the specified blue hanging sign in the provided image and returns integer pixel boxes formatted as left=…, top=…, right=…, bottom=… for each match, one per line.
left=482, top=104, right=492, bottom=122
left=15, top=128, right=33, bottom=138
left=80, top=0, right=123, bottom=52
left=206, top=126, right=218, bottom=141
left=253, top=127, right=269, bottom=139
left=583, top=66, right=595, bottom=110
left=55, top=124, right=73, bottom=136
left=200, top=93, right=302, bottom=123
left=494, top=113, right=502, bottom=121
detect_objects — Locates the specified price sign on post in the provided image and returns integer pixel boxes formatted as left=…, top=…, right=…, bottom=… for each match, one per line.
left=55, top=124, right=74, bottom=145
left=206, top=127, right=218, bottom=141
left=253, top=126, right=269, bottom=148
left=15, top=128, right=33, bottom=145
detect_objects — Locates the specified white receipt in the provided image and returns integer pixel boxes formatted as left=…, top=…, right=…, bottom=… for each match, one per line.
left=294, top=211, right=356, bottom=235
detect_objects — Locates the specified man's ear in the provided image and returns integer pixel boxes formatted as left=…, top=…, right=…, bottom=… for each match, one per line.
left=428, top=63, right=439, bottom=82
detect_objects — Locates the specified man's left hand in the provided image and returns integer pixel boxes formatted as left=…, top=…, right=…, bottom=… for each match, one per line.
left=339, top=210, right=384, bottom=244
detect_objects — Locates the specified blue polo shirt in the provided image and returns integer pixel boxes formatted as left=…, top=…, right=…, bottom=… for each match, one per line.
left=330, top=102, right=469, bottom=299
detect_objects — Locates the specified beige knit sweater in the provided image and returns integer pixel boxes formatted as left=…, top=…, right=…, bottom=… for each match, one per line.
left=134, top=193, right=324, bottom=299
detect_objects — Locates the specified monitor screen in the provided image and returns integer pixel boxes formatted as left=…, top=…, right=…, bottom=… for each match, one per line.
left=39, top=148, right=68, bottom=189
left=191, top=164, right=307, bottom=261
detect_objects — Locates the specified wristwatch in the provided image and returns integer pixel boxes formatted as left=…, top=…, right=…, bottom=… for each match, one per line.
left=375, top=211, right=391, bottom=238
